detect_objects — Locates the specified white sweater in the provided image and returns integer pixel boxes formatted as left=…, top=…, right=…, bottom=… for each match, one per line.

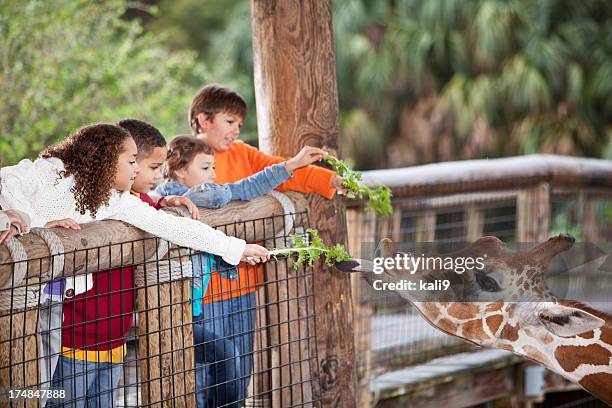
left=0, top=157, right=246, bottom=265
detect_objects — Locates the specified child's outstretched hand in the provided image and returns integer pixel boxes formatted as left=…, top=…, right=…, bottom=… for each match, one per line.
left=0, top=210, right=30, bottom=244
left=160, top=195, right=200, bottom=220
left=330, top=175, right=348, bottom=195
left=242, top=243, right=270, bottom=266
left=285, top=146, right=328, bottom=172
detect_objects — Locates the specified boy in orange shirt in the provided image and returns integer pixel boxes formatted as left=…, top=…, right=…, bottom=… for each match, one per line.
left=188, top=84, right=344, bottom=402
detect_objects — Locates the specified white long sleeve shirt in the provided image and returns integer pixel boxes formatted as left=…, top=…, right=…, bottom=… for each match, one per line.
left=0, top=157, right=246, bottom=265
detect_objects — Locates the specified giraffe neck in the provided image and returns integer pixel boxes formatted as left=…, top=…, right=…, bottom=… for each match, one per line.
left=412, top=301, right=612, bottom=405
left=542, top=302, right=612, bottom=404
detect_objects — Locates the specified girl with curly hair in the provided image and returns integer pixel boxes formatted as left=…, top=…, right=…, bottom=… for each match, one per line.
left=0, top=123, right=268, bottom=259
left=0, top=123, right=269, bottom=407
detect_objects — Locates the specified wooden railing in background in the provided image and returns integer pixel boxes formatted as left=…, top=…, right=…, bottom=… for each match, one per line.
left=345, top=154, right=612, bottom=406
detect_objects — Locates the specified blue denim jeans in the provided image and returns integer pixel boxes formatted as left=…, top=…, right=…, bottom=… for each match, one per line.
left=201, top=292, right=256, bottom=405
left=193, top=316, right=241, bottom=407
left=48, top=356, right=122, bottom=408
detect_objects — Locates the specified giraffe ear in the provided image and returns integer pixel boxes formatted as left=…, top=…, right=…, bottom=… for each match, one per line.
left=539, top=305, right=605, bottom=338
left=375, top=238, right=395, bottom=258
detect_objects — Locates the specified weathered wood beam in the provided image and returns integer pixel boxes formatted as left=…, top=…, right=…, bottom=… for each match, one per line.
left=517, top=182, right=550, bottom=242
left=0, top=192, right=309, bottom=288
left=251, top=1, right=357, bottom=406
left=360, top=154, right=612, bottom=198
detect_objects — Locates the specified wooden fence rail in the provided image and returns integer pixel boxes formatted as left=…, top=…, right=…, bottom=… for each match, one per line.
left=0, top=193, right=312, bottom=408
left=346, top=154, right=612, bottom=407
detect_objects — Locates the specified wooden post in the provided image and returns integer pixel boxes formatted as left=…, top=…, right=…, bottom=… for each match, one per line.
left=391, top=207, right=403, bottom=242
left=517, top=183, right=550, bottom=242
left=465, top=205, right=484, bottom=242
left=416, top=211, right=436, bottom=242
left=136, top=256, right=196, bottom=408
left=346, top=209, right=375, bottom=407
left=248, top=286, right=272, bottom=407
left=0, top=308, right=39, bottom=408
left=578, top=191, right=599, bottom=242
left=251, top=1, right=357, bottom=406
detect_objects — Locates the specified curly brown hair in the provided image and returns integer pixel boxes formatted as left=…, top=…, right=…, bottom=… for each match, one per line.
left=164, top=135, right=214, bottom=180
left=41, top=124, right=132, bottom=218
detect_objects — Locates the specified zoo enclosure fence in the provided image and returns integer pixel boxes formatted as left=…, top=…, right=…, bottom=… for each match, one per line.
left=0, top=209, right=321, bottom=407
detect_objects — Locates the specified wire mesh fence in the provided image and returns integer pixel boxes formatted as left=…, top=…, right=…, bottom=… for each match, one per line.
left=0, top=210, right=319, bottom=407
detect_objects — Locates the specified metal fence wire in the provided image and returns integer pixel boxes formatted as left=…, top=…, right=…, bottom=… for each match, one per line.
left=0, top=210, right=320, bottom=407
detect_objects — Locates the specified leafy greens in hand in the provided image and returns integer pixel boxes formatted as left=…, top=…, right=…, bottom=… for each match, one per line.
left=324, top=154, right=392, bottom=216
left=268, top=228, right=351, bottom=269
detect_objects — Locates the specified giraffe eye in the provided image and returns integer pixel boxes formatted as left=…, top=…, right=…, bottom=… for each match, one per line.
left=475, top=273, right=501, bottom=292
left=540, top=313, right=570, bottom=325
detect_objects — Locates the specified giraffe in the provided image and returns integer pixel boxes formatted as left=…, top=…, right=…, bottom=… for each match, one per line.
left=366, top=234, right=612, bottom=405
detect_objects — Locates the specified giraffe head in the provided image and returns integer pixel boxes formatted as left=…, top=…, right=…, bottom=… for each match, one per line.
left=369, top=235, right=606, bottom=347
left=367, top=235, right=612, bottom=403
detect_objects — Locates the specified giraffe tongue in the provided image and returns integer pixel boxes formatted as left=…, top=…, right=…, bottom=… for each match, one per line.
left=334, top=259, right=375, bottom=273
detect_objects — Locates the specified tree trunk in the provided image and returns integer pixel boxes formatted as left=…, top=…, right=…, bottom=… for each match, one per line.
left=251, top=1, right=357, bottom=406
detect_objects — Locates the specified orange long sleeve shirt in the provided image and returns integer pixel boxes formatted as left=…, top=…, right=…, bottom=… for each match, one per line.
left=204, top=140, right=336, bottom=302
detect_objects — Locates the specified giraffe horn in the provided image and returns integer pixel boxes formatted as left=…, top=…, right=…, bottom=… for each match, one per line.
left=530, top=234, right=575, bottom=263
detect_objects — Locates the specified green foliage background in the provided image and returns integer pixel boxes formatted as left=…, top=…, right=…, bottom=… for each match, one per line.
left=147, top=0, right=612, bottom=169
left=0, top=0, right=225, bottom=164
left=1, top=0, right=611, bottom=169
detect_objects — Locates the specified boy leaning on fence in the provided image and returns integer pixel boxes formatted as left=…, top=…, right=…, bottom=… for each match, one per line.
left=152, top=135, right=328, bottom=407
left=186, top=84, right=347, bottom=404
